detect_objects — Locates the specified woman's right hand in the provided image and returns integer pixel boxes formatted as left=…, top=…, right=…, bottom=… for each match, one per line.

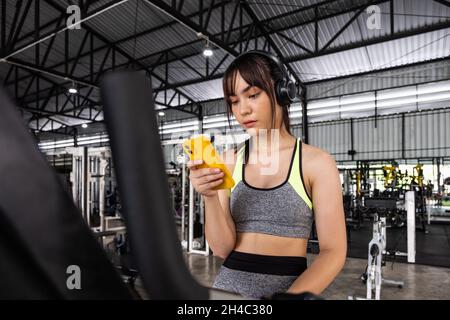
left=187, top=160, right=225, bottom=198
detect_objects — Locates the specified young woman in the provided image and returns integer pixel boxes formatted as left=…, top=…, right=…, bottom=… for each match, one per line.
left=187, top=51, right=347, bottom=299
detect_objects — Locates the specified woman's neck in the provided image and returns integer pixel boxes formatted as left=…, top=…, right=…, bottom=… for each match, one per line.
left=249, top=127, right=295, bottom=155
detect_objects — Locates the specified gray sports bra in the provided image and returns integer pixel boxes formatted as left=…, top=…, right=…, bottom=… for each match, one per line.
left=230, top=138, right=314, bottom=239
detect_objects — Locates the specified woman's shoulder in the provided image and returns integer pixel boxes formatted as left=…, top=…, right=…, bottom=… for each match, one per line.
left=301, top=142, right=337, bottom=174
left=302, top=142, right=331, bottom=158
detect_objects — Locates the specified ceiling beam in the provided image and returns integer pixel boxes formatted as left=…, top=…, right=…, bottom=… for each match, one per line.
left=144, top=0, right=240, bottom=57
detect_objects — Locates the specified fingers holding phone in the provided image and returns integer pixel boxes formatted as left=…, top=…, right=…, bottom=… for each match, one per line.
left=183, top=135, right=235, bottom=194
left=187, top=160, right=224, bottom=197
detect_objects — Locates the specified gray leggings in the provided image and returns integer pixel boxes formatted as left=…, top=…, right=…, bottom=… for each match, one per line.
left=212, top=251, right=307, bottom=299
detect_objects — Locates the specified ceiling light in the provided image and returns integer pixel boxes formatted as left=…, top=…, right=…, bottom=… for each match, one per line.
left=203, top=38, right=213, bottom=57
left=68, top=81, right=78, bottom=94
left=203, top=47, right=213, bottom=57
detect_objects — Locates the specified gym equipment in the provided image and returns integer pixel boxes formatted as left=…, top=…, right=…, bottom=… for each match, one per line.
left=169, top=156, right=208, bottom=254
left=356, top=170, right=363, bottom=198
left=70, top=146, right=86, bottom=217
left=408, top=166, right=428, bottom=233
left=343, top=159, right=432, bottom=233
left=349, top=197, right=411, bottom=300
left=412, top=165, right=424, bottom=188
left=383, top=165, right=398, bottom=190
left=365, top=196, right=416, bottom=263
left=364, top=211, right=404, bottom=300
left=0, top=85, right=132, bottom=299
left=70, top=146, right=124, bottom=232
left=100, top=71, right=210, bottom=299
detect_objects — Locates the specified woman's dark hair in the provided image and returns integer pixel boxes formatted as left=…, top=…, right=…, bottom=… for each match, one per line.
left=223, top=52, right=292, bottom=135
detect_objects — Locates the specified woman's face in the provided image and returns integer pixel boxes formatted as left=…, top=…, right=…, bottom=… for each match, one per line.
left=229, top=71, right=283, bottom=136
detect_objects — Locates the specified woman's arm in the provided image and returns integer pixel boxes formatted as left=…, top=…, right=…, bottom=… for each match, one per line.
left=204, top=189, right=236, bottom=259
left=204, top=149, right=237, bottom=259
left=287, top=151, right=347, bottom=295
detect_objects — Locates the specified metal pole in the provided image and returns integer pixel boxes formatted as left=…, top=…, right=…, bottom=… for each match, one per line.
left=188, top=180, right=194, bottom=253
left=99, top=154, right=108, bottom=232
left=181, top=161, right=186, bottom=242
left=437, top=157, right=441, bottom=194
left=301, top=87, right=308, bottom=143
left=83, top=147, right=88, bottom=225
left=200, top=195, right=209, bottom=256
left=406, top=190, right=416, bottom=263
left=3, top=59, right=99, bottom=89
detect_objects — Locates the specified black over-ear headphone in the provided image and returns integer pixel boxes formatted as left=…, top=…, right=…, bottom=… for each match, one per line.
left=230, top=50, right=297, bottom=106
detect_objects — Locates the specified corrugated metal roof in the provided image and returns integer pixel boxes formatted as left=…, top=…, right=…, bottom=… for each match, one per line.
left=201, top=99, right=228, bottom=116
left=152, top=49, right=232, bottom=84
left=269, top=0, right=450, bottom=79
left=291, top=45, right=372, bottom=82
left=193, top=0, right=253, bottom=31
left=394, top=0, right=450, bottom=33
left=5, top=0, right=449, bottom=88
left=248, top=0, right=325, bottom=21
left=322, top=1, right=393, bottom=49
left=178, top=78, right=224, bottom=101
left=159, top=0, right=208, bottom=16
left=270, top=25, right=315, bottom=57
left=117, top=23, right=197, bottom=58
left=3, top=0, right=60, bottom=42
left=14, top=28, right=112, bottom=78
left=263, top=0, right=450, bottom=54
left=290, top=27, right=450, bottom=84
left=84, top=0, right=171, bottom=43
left=1, top=66, right=55, bottom=98
left=353, top=1, right=391, bottom=41
left=116, top=1, right=254, bottom=59
left=204, top=1, right=248, bottom=35
left=153, top=59, right=202, bottom=82
left=89, top=0, right=121, bottom=11
left=369, top=28, right=450, bottom=69
left=154, top=88, right=190, bottom=106
left=318, top=12, right=359, bottom=48
left=239, top=36, right=269, bottom=52
left=140, top=41, right=200, bottom=66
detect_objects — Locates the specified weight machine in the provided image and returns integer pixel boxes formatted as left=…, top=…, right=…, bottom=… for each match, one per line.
left=173, top=154, right=210, bottom=256
left=69, top=146, right=124, bottom=233
left=349, top=193, right=417, bottom=300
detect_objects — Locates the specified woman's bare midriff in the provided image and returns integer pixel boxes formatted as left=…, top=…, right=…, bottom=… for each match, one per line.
left=234, top=232, right=308, bottom=257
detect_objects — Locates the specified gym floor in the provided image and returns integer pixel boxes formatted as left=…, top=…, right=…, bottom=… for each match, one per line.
left=183, top=253, right=450, bottom=300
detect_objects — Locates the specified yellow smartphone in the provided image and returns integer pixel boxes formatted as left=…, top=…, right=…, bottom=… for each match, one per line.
left=182, top=135, right=235, bottom=190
